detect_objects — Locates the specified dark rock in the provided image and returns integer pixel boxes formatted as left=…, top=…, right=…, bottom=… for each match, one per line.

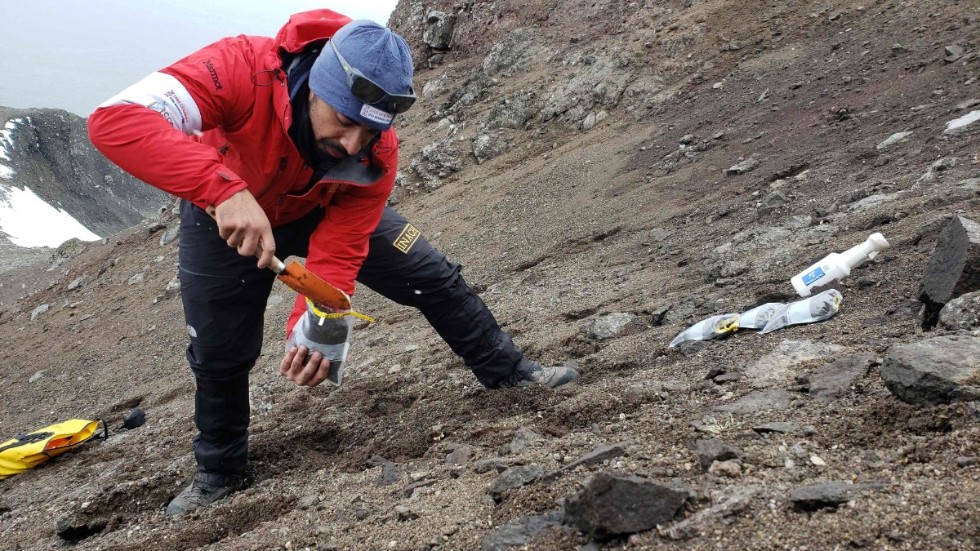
left=714, top=372, right=742, bottom=384
left=694, top=438, right=742, bottom=471
left=394, top=505, right=418, bottom=521
left=56, top=512, right=110, bottom=541
left=67, top=276, right=86, bottom=291
left=509, top=427, right=543, bottom=455
left=489, top=465, right=544, bottom=500
left=726, top=157, right=760, bottom=175
left=706, top=367, right=725, bottom=380
left=789, top=481, right=859, bottom=511
left=159, top=227, right=179, bottom=246
left=881, top=335, right=980, bottom=405
left=918, top=216, right=980, bottom=329
left=378, top=461, right=402, bottom=487
left=809, top=353, right=875, bottom=400
left=121, top=408, right=145, bottom=429
left=708, top=459, right=742, bottom=477
left=153, top=275, right=181, bottom=304
left=543, top=442, right=632, bottom=482
left=562, top=473, right=689, bottom=540
left=446, top=444, right=475, bottom=466
left=939, top=291, right=980, bottom=331
left=566, top=442, right=630, bottom=468
left=752, top=422, right=799, bottom=434
left=472, top=132, right=509, bottom=164
left=426, top=53, right=446, bottom=68
left=660, top=486, right=757, bottom=540
left=400, top=479, right=436, bottom=498
left=30, top=303, right=49, bottom=321
left=474, top=458, right=510, bottom=474
left=480, top=511, right=564, bottom=551
left=715, top=390, right=793, bottom=414
left=297, top=495, right=319, bottom=510
left=485, top=90, right=538, bottom=130
left=581, top=313, right=634, bottom=341
left=412, top=138, right=461, bottom=186
left=944, top=45, right=965, bottom=63
left=650, top=305, right=671, bottom=326
left=423, top=11, right=458, bottom=50
left=757, top=191, right=789, bottom=216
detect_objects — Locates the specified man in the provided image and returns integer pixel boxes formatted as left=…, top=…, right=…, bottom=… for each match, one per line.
left=88, top=10, right=578, bottom=515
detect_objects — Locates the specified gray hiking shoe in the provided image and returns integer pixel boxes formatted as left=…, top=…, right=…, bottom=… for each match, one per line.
left=166, top=471, right=243, bottom=515
left=516, top=360, right=579, bottom=389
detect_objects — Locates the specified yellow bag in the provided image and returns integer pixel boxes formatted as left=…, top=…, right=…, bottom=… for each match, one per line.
left=0, top=419, right=104, bottom=480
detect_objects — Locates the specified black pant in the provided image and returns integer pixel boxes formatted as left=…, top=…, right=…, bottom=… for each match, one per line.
left=178, top=202, right=524, bottom=475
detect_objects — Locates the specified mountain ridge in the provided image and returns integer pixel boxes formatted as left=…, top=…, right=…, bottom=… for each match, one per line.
left=0, top=107, right=168, bottom=266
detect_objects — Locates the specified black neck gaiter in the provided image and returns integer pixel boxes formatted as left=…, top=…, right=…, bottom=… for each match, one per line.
left=285, top=43, right=340, bottom=179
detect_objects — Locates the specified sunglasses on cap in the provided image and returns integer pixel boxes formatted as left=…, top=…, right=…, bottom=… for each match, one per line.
left=329, top=40, right=416, bottom=115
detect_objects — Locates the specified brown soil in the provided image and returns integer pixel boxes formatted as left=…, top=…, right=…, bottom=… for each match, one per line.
left=1, top=1, right=978, bottom=549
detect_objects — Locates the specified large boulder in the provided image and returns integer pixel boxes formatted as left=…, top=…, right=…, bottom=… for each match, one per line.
left=881, top=335, right=980, bottom=405
left=562, top=473, right=688, bottom=540
left=919, top=216, right=980, bottom=328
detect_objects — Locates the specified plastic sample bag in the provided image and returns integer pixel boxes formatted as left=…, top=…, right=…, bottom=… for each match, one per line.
left=738, top=303, right=785, bottom=330
left=760, top=289, right=843, bottom=334
left=668, top=313, right=740, bottom=348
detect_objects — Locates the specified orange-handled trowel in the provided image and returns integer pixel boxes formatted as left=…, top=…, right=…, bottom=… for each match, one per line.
left=266, top=256, right=351, bottom=311
left=205, top=208, right=351, bottom=311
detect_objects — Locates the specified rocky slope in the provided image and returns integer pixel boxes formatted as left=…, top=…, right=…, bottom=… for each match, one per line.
left=0, top=1, right=978, bottom=550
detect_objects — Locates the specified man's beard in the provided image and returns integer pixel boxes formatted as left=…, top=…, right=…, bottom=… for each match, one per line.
left=313, top=140, right=348, bottom=166
left=288, top=86, right=344, bottom=172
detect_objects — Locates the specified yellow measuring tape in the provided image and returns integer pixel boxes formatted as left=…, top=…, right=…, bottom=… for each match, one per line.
left=306, top=297, right=376, bottom=324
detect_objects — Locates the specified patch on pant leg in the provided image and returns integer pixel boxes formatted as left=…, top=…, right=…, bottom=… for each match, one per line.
left=393, top=223, right=421, bottom=253
left=187, top=325, right=198, bottom=338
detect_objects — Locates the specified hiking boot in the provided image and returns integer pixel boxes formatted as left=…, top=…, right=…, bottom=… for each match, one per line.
left=165, top=471, right=243, bottom=515
left=514, top=360, right=579, bottom=389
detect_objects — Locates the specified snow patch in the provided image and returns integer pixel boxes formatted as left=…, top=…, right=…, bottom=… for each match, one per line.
left=0, top=118, right=22, bottom=162
left=0, top=185, right=100, bottom=248
left=944, top=110, right=980, bottom=134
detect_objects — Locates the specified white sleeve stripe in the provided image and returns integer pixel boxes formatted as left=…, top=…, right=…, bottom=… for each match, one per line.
left=98, top=72, right=203, bottom=135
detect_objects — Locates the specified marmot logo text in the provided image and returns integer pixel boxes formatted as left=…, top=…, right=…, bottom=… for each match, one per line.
left=204, top=59, right=223, bottom=90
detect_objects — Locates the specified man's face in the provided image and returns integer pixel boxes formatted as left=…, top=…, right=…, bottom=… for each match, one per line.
left=308, top=91, right=380, bottom=160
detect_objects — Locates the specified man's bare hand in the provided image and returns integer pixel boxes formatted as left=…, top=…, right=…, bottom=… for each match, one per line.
left=213, top=190, right=276, bottom=269
left=279, top=345, right=333, bottom=387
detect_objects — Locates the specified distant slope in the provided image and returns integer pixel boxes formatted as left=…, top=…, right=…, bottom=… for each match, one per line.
left=0, top=106, right=168, bottom=254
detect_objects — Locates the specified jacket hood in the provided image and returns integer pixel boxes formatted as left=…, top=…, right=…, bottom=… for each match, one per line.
left=274, top=9, right=353, bottom=56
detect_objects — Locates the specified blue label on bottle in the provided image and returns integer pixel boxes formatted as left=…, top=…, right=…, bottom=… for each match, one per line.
left=802, top=266, right=825, bottom=286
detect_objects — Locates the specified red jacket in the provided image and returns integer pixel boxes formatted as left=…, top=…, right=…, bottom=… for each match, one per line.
left=88, top=10, right=398, bottom=333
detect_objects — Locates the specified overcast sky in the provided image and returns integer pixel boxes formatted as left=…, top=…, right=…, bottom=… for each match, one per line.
left=0, top=0, right=399, bottom=117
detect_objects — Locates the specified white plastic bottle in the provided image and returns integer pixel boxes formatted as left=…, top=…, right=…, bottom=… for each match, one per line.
left=791, top=233, right=890, bottom=297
